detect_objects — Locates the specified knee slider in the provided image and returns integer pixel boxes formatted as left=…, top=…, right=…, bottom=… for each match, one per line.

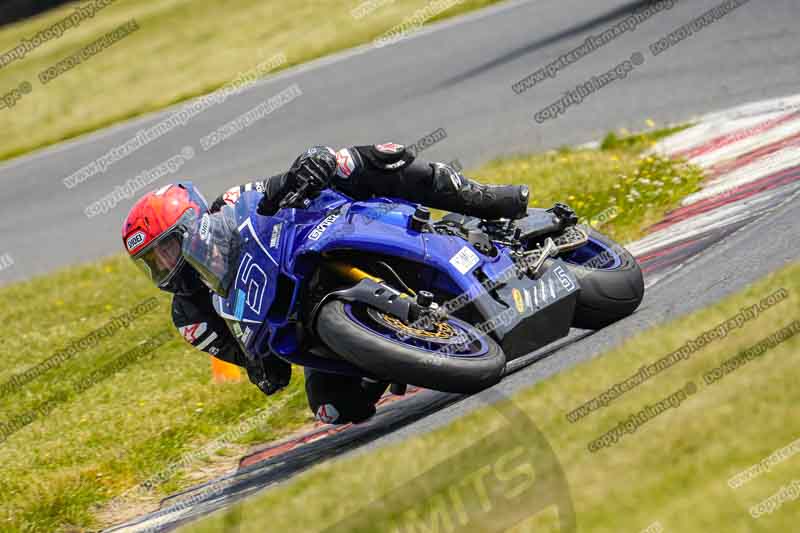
left=356, top=143, right=415, bottom=171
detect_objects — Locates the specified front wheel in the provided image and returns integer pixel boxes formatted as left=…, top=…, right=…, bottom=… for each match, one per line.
left=561, top=227, right=644, bottom=329
left=315, top=300, right=506, bottom=394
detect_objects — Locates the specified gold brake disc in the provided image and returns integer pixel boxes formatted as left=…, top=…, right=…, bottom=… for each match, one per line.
left=379, top=313, right=457, bottom=339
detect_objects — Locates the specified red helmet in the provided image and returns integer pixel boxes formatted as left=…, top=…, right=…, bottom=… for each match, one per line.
left=122, top=182, right=209, bottom=294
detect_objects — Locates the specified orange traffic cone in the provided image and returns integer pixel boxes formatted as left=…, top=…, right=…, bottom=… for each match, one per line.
left=211, top=356, right=241, bottom=383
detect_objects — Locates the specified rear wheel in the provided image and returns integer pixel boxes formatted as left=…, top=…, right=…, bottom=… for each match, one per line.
left=315, top=300, right=506, bottom=394
left=561, top=227, right=644, bottom=329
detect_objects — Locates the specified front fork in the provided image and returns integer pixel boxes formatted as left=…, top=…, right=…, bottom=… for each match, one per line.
left=318, top=260, right=438, bottom=327
left=320, top=261, right=435, bottom=396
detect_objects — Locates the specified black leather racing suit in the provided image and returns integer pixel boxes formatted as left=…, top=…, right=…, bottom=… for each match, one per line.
left=172, top=143, right=529, bottom=425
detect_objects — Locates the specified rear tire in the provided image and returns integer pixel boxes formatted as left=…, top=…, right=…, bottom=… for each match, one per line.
left=562, top=228, right=644, bottom=329
left=316, top=300, right=506, bottom=394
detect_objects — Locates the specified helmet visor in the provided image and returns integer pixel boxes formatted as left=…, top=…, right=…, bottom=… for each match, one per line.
left=134, top=233, right=185, bottom=287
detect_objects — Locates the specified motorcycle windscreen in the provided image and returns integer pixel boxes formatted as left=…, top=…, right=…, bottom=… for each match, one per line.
left=182, top=205, right=241, bottom=297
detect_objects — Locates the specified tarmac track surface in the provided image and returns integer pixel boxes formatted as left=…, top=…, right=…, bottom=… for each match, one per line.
left=108, top=181, right=800, bottom=531
left=0, top=0, right=798, bottom=283
left=0, top=0, right=797, bottom=529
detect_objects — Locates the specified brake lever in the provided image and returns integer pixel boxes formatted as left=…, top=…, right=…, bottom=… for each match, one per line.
left=279, top=181, right=311, bottom=210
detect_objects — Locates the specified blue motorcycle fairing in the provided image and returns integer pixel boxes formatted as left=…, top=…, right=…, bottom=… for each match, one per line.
left=298, top=193, right=522, bottom=300
left=211, top=192, right=292, bottom=351
left=208, top=190, right=383, bottom=375
left=205, top=188, right=581, bottom=375
left=291, top=199, right=428, bottom=266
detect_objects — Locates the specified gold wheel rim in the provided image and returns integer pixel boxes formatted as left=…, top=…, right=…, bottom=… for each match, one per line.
left=379, top=313, right=458, bottom=340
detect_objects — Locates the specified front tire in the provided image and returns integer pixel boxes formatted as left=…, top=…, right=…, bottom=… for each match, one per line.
left=561, top=227, right=644, bottom=329
left=315, top=300, right=506, bottom=394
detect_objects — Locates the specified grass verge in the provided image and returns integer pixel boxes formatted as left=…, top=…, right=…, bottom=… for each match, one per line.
left=0, top=0, right=501, bottom=162
left=0, top=253, right=313, bottom=532
left=473, top=124, right=700, bottom=243
left=185, top=261, right=800, bottom=533
left=0, top=127, right=701, bottom=531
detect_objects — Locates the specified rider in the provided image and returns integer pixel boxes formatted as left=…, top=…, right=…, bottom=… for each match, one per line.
left=122, top=143, right=529, bottom=425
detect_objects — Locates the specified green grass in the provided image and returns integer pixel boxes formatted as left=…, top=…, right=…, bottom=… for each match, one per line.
left=599, top=124, right=691, bottom=152
left=472, top=125, right=702, bottom=243
left=185, top=262, right=800, bottom=533
left=0, top=127, right=702, bottom=531
left=0, top=254, right=314, bottom=532
left=0, top=0, right=502, bottom=162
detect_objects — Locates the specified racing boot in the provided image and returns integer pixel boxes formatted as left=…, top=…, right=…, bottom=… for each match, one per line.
left=427, top=162, right=529, bottom=220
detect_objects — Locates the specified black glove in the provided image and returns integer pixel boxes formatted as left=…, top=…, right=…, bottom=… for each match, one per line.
left=286, top=146, right=338, bottom=193
left=257, top=147, right=337, bottom=216
left=246, top=355, right=291, bottom=396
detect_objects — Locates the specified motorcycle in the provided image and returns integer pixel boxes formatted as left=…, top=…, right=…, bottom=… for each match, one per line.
left=183, top=179, right=644, bottom=394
